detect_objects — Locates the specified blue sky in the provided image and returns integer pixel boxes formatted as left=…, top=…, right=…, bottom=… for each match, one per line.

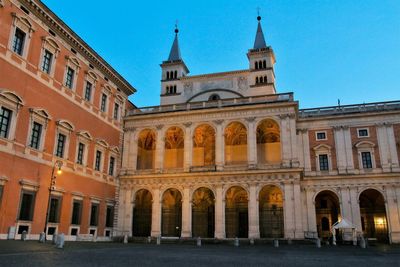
left=42, top=0, right=400, bottom=108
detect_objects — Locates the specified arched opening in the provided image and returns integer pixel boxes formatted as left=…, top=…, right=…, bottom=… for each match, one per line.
left=263, top=60, right=266, bottom=69
left=259, top=76, right=263, bottom=83
left=164, top=127, right=184, bottom=169
left=137, top=129, right=156, bottom=170
left=192, top=187, right=215, bottom=238
left=315, top=190, right=341, bottom=241
left=166, top=71, right=170, bottom=80
left=255, top=61, right=259, bottom=70
left=259, top=185, right=284, bottom=238
left=257, top=119, right=281, bottom=164
left=192, top=124, right=215, bottom=167
left=225, top=186, right=248, bottom=238
left=255, top=77, right=259, bottom=84
left=161, top=188, right=182, bottom=237
left=264, top=76, right=268, bottom=83
left=132, top=189, right=152, bottom=237
left=224, top=122, right=247, bottom=165
left=208, top=94, right=220, bottom=101
left=359, top=189, right=389, bottom=243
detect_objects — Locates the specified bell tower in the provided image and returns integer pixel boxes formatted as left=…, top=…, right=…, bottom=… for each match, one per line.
left=247, top=15, right=276, bottom=95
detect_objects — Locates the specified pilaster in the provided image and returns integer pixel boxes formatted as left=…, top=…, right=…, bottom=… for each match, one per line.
left=155, top=125, right=165, bottom=171
left=248, top=183, right=260, bottom=238
left=183, top=123, right=193, bottom=172
left=181, top=187, right=192, bottom=237
left=214, top=185, right=225, bottom=239
left=246, top=118, right=257, bottom=168
left=151, top=188, right=162, bottom=237
left=214, top=120, right=224, bottom=171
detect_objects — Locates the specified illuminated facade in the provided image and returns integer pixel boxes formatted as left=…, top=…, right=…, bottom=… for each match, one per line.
left=118, top=17, right=400, bottom=243
left=0, top=0, right=135, bottom=241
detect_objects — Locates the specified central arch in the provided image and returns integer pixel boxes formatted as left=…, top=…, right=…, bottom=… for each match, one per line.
left=256, top=119, right=281, bottom=164
left=137, top=129, right=156, bottom=170
left=164, top=127, right=184, bottom=169
left=132, top=189, right=152, bottom=237
left=224, top=122, right=247, bottom=165
left=359, top=189, right=389, bottom=243
left=192, top=187, right=215, bottom=238
left=192, top=124, right=215, bottom=167
left=161, top=188, right=182, bottom=237
left=259, top=185, right=284, bottom=238
left=225, top=186, right=248, bottom=238
left=315, top=190, right=341, bottom=241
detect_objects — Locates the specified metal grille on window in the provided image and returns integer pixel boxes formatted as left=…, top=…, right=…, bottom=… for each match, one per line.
left=77, top=143, right=85, bottom=164
left=12, top=28, right=26, bottom=56
left=65, top=67, right=75, bottom=88
left=42, top=50, right=53, bottom=74
left=361, top=151, right=373, bottom=168
left=84, top=82, right=92, bottom=101
left=95, top=150, right=101, bottom=171
left=30, top=122, right=42, bottom=149
left=55, top=133, right=66, bottom=158
left=0, top=107, right=12, bottom=138
left=319, top=154, right=329, bottom=171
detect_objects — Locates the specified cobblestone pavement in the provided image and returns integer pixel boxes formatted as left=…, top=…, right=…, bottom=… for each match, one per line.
left=0, top=240, right=399, bottom=267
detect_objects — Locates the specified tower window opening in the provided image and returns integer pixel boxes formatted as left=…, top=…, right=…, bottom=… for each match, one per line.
left=166, top=72, right=170, bottom=80
left=174, top=70, right=177, bottom=79
left=255, top=77, right=259, bottom=84
left=264, top=76, right=268, bottom=83
left=263, top=60, right=267, bottom=69
left=255, top=61, right=259, bottom=70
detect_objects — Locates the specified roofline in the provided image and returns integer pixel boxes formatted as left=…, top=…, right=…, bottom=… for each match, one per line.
left=181, top=69, right=250, bottom=80
left=23, top=0, right=136, bottom=96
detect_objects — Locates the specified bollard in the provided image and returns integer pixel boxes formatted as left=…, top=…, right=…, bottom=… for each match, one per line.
left=21, top=231, right=27, bottom=241
left=39, top=232, right=45, bottom=243
left=197, top=237, right=201, bottom=247
left=360, top=237, right=366, bottom=249
left=52, top=234, right=58, bottom=245
left=56, top=233, right=64, bottom=249
left=249, top=238, right=254, bottom=245
left=273, top=239, right=279, bottom=248
left=234, top=237, right=239, bottom=247
left=316, top=238, right=321, bottom=248
left=156, top=235, right=161, bottom=245
left=147, top=236, right=152, bottom=244
left=123, top=234, right=128, bottom=244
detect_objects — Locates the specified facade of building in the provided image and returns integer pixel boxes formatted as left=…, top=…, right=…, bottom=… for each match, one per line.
left=118, top=17, right=400, bottom=243
left=0, top=0, right=135, bottom=240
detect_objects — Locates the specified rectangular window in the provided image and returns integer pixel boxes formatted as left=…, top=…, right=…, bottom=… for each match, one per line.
left=77, top=142, right=85, bottom=165
left=0, top=185, right=3, bottom=207
left=113, top=103, right=119, bottom=120
left=12, top=28, right=26, bottom=56
left=84, top=81, right=92, bottom=101
left=106, top=206, right=114, bottom=228
left=48, top=196, right=62, bottom=223
left=0, top=107, right=12, bottom=139
left=41, top=49, right=53, bottom=74
left=95, top=150, right=102, bottom=171
left=29, top=122, right=42, bottom=149
left=319, top=154, right=329, bottom=171
left=90, top=203, right=99, bottom=226
left=358, top=129, right=369, bottom=137
left=316, top=132, right=326, bottom=140
left=65, top=67, right=75, bottom=89
left=361, top=151, right=373, bottom=169
left=55, top=133, right=66, bottom=158
left=100, top=94, right=107, bottom=112
left=71, top=200, right=82, bottom=225
left=18, top=191, right=36, bottom=221
left=109, top=156, right=115, bottom=176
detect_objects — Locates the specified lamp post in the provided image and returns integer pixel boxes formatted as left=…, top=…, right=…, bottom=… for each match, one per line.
left=44, top=160, right=63, bottom=242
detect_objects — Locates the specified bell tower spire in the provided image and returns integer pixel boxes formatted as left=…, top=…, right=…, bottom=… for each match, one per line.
left=247, top=13, right=276, bottom=95
left=167, top=23, right=182, bottom=61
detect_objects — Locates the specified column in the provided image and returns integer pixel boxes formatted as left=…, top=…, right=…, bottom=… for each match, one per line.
left=183, top=123, right=192, bottom=172
left=386, top=124, right=400, bottom=169
left=121, top=130, right=131, bottom=169
left=333, top=126, right=346, bottom=174
left=181, top=187, right=192, bottom=237
left=214, top=120, right=224, bottom=171
left=118, top=187, right=133, bottom=236
left=386, top=186, right=400, bottom=243
left=349, top=187, right=362, bottom=232
left=376, top=123, right=390, bottom=171
left=289, top=114, right=299, bottom=167
left=127, top=129, right=138, bottom=171
left=340, top=187, right=352, bottom=222
left=305, top=189, right=317, bottom=234
left=214, top=185, right=225, bottom=239
left=248, top=183, right=260, bottom=238
left=246, top=118, right=257, bottom=168
left=155, top=125, right=165, bottom=171
left=298, top=129, right=311, bottom=172
left=280, top=115, right=291, bottom=167
left=151, top=188, right=162, bottom=237
left=343, top=126, right=355, bottom=172
left=293, top=182, right=304, bottom=238
left=116, top=187, right=128, bottom=234
left=283, top=182, right=295, bottom=238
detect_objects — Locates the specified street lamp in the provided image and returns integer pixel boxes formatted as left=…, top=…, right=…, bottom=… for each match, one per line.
left=43, top=160, right=63, bottom=241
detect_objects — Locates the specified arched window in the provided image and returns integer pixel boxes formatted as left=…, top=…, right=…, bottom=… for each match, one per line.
left=256, top=119, right=281, bottom=164
left=255, top=61, right=259, bottom=70
left=259, top=76, right=263, bottom=83
left=264, top=76, right=268, bottom=83
left=224, top=122, right=247, bottom=165
left=174, top=70, right=177, bottom=79
left=173, top=85, right=177, bottom=94
left=259, top=61, right=262, bottom=69
left=255, top=77, right=259, bottom=84
left=166, top=71, right=170, bottom=80
left=208, top=94, right=220, bottom=101
left=263, top=60, right=267, bottom=69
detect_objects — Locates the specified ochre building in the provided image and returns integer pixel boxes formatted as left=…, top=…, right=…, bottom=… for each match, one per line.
left=0, top=0, right=135, bottom=240
left=118, top=17, right=400, bottom=243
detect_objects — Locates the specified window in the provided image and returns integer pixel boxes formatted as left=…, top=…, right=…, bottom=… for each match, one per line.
left=95, top=150, right=102, bottom=171
left=76, top=142, right=85, bottom=165
left=100, top=93, right=107, bottom=112
left=41, top=49, right=53, bottom=74
left=18, top=191, right=36, bottom=221
left=0, top=185, right=4, bottom=207
left=65, top=67, right=75, bottom=89
left=319, top=154, right=329, bottom=171
left=84, top=81, right=92, bottom=102
left=29, top=122, right=42, bottom=149
left=106, top=205, right=114, bottom=228
left=55, top=133, right=66, bottom=158
left=0, top=107, right=12, bottom=138
left=358, top=128, right=369, bottom=138
left=90, top=203, right=99, bottom=226
left=113, top=103, right=119, bottom=120
left=208, top=94, right=220, bottom=101
left=12, top=28, right=26, bottom=56
left=48, top=196, right=62, bottom=223
left=316, top=131, right=327, bottom=140
left=361, top=151, right=373, bottom=169
left=71, top=200, right=82, bottom=225
left=108, top=156, right=115, bottom=176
